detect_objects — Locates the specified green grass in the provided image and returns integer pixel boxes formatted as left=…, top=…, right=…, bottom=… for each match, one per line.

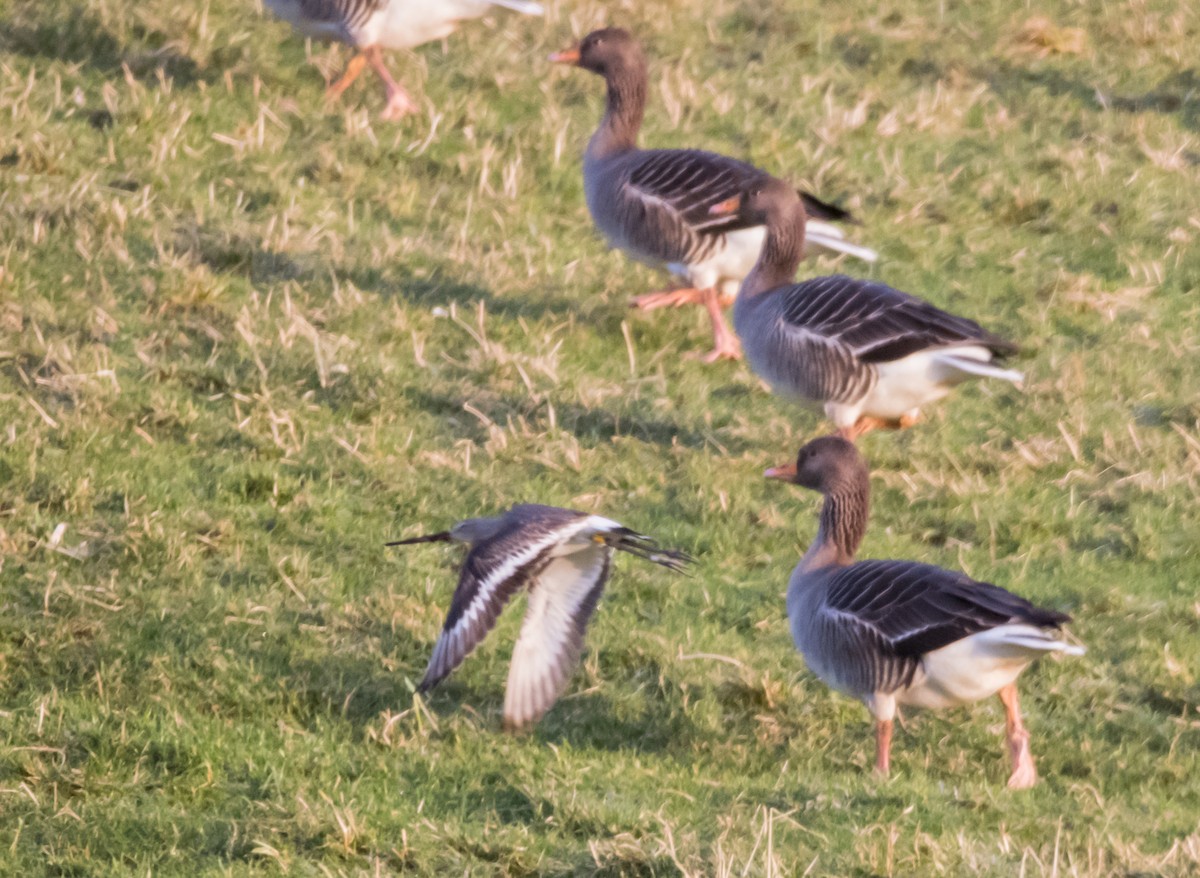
left=1, top=0, right=1198, bottom=873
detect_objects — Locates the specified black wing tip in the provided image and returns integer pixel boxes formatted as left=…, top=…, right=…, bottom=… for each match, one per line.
left=608, top=531, right=695, bottom=573
left=416, top=668, right=444, bottom=694
left=798, top=189, right=861, bottom=225
left=385, top=531, right=453, bottom=547
left=1036, top=607, right=1072, bottom=627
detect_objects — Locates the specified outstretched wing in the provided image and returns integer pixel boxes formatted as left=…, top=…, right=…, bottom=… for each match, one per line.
left=417, top=506, right=588, bottom=692
left=503, top=542, right=613, bottom=729
left=777, top=275, right=1018, bottom=364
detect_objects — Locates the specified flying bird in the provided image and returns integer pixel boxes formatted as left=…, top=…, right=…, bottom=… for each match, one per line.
left=388, top=504, right=691, bottom=729
left=550, top=27, right=876, bottom=363
left=265, top=0, right=545, bottom=119
left=770, top=436, right=1084, bottom=787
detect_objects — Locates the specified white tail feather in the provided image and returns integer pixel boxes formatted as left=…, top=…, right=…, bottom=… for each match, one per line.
left=977, top=624, right=1086, bottom=657
left=935, top=353, right=1024, bottom=385
left=489, top=0, right=545, bottom=14
left=804, top=224, right=879, bottom=263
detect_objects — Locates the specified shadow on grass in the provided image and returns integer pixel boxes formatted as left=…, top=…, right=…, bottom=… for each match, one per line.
left=170, top=220, right=582, bottom=324
left=0, top=10, right=218, bottom=89
left=407, top=384, right=752, bottom=453
left=982, top=62, right=1200, bottom=134
left=533, top=688, right=695, bottom=754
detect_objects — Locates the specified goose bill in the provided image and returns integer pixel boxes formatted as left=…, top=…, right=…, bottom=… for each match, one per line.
left=708, top=195, right=741, bottom=217
left=765, top=463, right=798, bottom=481
left=548, top=46, right=581, bottom=64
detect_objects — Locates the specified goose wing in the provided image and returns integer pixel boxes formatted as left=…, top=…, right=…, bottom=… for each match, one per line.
left=417, top=505, right=591, bottom=692
left=777, top=275, right=1017, bottom=364
left=278, top=0, right=387, bottom=26
left=503, top=541, right=613, bottom=728
left=623, top=149, right=773, bottom=242
left=815, top=559, right=1069, bottom=693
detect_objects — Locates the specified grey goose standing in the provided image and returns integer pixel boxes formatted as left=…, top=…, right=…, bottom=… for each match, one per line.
left=770, top=436, right=1084, bottom=787
left=550, top=28, right=876, bottom=362
left=265, top=0, right=544, bottom=119
left=711, top=177, right=1022, bottom=439
left=388, top=504, right=690, bottom=729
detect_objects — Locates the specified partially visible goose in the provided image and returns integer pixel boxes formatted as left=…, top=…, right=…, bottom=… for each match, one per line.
left=388, top=504, right=691, bottom=729
left=550, top=28, right=876, bottom=363
left=266, top=0, right=544, bottom=119
left=710, top=177, right=1022, bottom=439
left=770, top=436, right=1084, bottom=787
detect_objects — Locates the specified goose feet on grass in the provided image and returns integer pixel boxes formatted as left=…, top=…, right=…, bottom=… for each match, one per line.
left=323, top=46, right=417, bottom=119
left=838, top=411, right=922, bottom=442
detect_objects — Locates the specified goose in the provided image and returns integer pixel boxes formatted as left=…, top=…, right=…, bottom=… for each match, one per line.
left=550, top=28, right=877, bottom=363
left=770, top=436, right=1084, bottom=787
left=388, top=504, right=691, bottom=729
left=265, top=0, right=545, bottom=119
left=710, top=177, right=1022, bottom=439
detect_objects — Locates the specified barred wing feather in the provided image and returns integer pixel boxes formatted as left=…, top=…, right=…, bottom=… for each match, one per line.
left=778, top=275, right=1018, bottom=365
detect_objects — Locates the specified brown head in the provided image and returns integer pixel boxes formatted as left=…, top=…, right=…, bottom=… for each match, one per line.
left=766, top=436, right=868, bottom=496
left=710, top=176, right=807, bottom=291
left=549, top=27, right=646, bottom=79
left=768, top=436, right=871, bottom=563
left=710, top=176, right=804, bottom=229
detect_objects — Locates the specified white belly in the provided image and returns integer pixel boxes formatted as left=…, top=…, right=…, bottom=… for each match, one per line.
left=672, top=226, right=765, bottom=293
left=859, top=344, right=996, bottom=421
left=370, top=0, right=493, bottom=48
left=897, top=627, right=1041, bottom=710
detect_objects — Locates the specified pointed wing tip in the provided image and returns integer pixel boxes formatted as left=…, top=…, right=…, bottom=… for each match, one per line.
left=656, top=548, right=696, bottom=573
left=607, top=530, right=695, bottom=572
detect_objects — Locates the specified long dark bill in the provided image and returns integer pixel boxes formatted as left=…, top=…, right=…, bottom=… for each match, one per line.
left=385, top=532, right=453, bottom=547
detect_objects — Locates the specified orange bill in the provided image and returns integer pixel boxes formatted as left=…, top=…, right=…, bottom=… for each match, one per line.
left=708, top=194, right=741, bottom=216
left=548, top=46, right=582, bottom=64
left=764, top=463, right=797, bottom=480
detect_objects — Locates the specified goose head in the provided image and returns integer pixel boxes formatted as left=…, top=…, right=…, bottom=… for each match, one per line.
left=550, top=27, right=644, bottom=78
left=710, top=176, right=804, bottom=228
left=766, top=435, right=866, bottom=494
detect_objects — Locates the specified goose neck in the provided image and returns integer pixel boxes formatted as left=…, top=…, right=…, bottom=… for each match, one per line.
left=587, top=66, right=645, bottom=159
left=798, top=478, right=869, bottom=573
left=744, top=203, right=806, bottom=296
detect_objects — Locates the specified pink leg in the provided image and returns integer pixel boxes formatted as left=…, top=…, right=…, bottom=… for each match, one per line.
left=999, top=684, right=1038, bottom=789
left=630, top=287, right=707, bottom=311
left=699, top=287, right=741, bottom=363
left=875, top=719, right=893, bottom=776
left=364, top=45, right=418, bottom=120
left=838, top=416, right=890, bottom=442
left=326, top=51, right=367, bottom=101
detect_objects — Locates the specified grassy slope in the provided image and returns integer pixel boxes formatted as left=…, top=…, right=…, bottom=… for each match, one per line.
left=1, top=0, right=1198, bottom=874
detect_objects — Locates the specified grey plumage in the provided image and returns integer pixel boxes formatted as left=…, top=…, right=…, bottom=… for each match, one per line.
left=264, top=0, right=544, bottom=118
left=772, top=436, right=1083, bottom=785
left=722, top=179, right=1022, bottom=436
left=552, top=27, right=875, bottom=360
left=737, top=272, right=1020, bottom=411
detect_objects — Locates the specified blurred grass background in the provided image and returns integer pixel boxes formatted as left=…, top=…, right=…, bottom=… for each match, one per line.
left=0, top=0, right=1198, bottom=873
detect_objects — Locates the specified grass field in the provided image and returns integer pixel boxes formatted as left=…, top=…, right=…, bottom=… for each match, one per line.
left=1, top=0, right=1199, bottom=873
